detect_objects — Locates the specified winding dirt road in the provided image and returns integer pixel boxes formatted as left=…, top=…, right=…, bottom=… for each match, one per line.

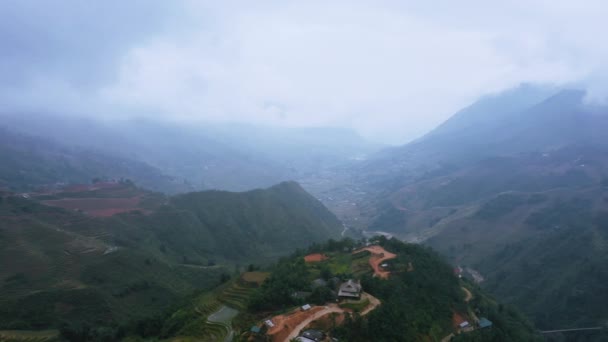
left=355, top=245, right=397, bottom=279
left=462, top=287, right=473, bottom=302
left=281, top=292, right=381, bottom=342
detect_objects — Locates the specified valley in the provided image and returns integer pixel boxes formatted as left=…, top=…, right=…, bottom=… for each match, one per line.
left=2, top=85, right=608, bottom=341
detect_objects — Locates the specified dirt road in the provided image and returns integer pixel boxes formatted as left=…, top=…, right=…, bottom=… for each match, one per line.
left=282, top=305, right=343, bottom=342
left=281, top=292, right=381, bottom=342
left=355, top=245, right=397, bottom=279
left=360, top=292, right=381, bottom=315
left=462, top=287, right=473, bottom=302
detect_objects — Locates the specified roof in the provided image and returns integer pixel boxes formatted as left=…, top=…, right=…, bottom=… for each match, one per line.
left=296, top=337, right=316, bottom=342
left=339, top=279, right=361, bottom=294
left=339, top=279, right=362, bottom=297
left=459, top=321, right=470, bottom=328
left=250, top=326, right=261, bottom=333
left=302, top=304, right=312, bottom=311
left=479, top=317, right=493, bottom=328
left=264, top=319, right=275, bottom=328
left=302, top=329, right=325, bottom=341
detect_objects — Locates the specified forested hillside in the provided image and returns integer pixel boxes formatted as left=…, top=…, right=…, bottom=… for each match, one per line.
left=325, top=85, right=608, bottom=335
left=237, top=237, right=540, bottom=342
left=0, top=128, right=190, bottom=193
left=0, top=181, right=341, bottom=334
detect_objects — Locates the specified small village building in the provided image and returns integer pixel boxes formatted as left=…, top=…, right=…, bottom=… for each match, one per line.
left=478, top=317, right=493, bottom=329
left=264, top=319, right=275, bottom=328
left=338, top=279, right=362, bottom=298
left=301, top=329, right=326, bottom=342
left=250, top=326, right=261, bottom=334
left=296, top=337, right=316, bottom=342
left=301, top=304, right=312, bottom=311
left=459, top=321, right=470, bottom=328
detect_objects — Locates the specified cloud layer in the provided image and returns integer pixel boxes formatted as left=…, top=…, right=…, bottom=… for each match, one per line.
left=2, top=1, right=607, bottom=143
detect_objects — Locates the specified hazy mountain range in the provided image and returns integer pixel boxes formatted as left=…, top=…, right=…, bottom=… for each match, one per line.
left=0, top=113, right=381, bottom=192
left=336, top=84, right=608, bottom=331
left=2, top=83, right=608, bottom=339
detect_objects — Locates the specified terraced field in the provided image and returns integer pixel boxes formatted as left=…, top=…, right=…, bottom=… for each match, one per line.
left=0, top=330, right=59, bottom=342
left=217, top=283, right=255, bottom=311
left=172, top=281, right=256, bottom=342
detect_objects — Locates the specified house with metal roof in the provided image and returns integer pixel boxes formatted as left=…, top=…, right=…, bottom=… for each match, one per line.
left=478, top=317, right=493, bottom=329
left=338, top=279, right=362, bottom=298
left=301, top=329, right=326, bottom=342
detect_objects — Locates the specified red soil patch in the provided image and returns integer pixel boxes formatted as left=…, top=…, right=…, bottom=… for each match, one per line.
left=42, top=197, right=143, bottom=217
left=303, top=311, right=346, bottom=331
left=354, top=245, right=397, bottom=279
left=304, top=253, right=329, bottom=263
left=452, top=311, right=468, bottom=328
left=267, top=306, right=325, bottom=342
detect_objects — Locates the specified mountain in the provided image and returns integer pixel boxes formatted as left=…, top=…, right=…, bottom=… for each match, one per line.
left=0, top=181, right=341, bottom=330
left=124, top=237, right=540, bottom=342
left=332, top=85, right=608, bottom=333
left=239, top=237, right=540, bottom=342
left=0, top=113, right=381, bottom=192
left=0, top=128, right=190, bottom=193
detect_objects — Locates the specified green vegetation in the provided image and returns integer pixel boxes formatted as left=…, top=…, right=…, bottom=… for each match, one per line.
left=0, top=181, right=341, bottom=338
left=0, top=329, right=59, bottom=342
left=339, top=298, right=369, bottom=312
left=475, top=193, right=526, bottom=220
left=428, top=190, right=608, bottom=335
left=243, top=237, right=539, bottom=341
left=451, top=285, right=542, bottom=342
left=0, top=128, right=186, bottom=193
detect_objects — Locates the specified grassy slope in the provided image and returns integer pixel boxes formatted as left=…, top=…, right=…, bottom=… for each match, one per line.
left=424, top=183, right=608, bottom=329
left=354, top=145, right=608, bottom=331
left=0, top=128, right=189, bottom=193
left=0, top=181, right=341, bottom=332
left=242, top=237, right=540, bottom=341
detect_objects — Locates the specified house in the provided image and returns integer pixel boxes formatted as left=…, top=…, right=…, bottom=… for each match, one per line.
left=250, top=326, right=262, bottom=334
left=296, top=337, right=316, bottom=342
left=459, top=321, right=470, bottom=328
left=301, top=304, right=312, bottom=311
left=338, top=279, right=362, bottom=298
left=264, top=319, right=275, bottom=328
left=301, top=329, right=326, bottom=342
left=478, top=317, right=493, bottom=329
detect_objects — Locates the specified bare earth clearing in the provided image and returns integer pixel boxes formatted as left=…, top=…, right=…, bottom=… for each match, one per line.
left=354, top=245, right=397, bottom=279
left=42, top=196, right=146, bottom=217
left=272, top=292, right=381, bottom=342
left=304, top=253, right=329, bottom=263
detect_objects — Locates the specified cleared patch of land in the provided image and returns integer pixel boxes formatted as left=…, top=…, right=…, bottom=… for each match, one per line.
left=241, top=271, right=270, bottom=286
left=304, top=253, right=329, bottom=263
left=353, top=245, right=397, bottom=279
left=42, top=196, right=144, bottom=217
left=277, top=292, right=381, bottom=342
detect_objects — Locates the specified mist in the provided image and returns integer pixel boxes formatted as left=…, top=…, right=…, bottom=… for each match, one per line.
left=2, top=1, right=608, bottom=144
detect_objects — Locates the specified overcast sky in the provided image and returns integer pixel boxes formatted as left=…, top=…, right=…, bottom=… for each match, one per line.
left=2, top=1, right=607, bottom=144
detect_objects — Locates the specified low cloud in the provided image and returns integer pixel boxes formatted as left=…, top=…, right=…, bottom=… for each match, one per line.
left=2, top=1, right=608, bottom=143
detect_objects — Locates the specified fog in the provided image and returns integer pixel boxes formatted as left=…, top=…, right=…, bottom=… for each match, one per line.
left=2, top=1, right=608, bottom=144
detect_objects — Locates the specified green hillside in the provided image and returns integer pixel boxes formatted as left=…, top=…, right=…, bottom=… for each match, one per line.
left=239, top=237, right=540, bottom=341
left=0, top=128, right=190, bottom=193
left=319, top=86, right=608, bottom=337
left=0, top=181, right=341, bottom=334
